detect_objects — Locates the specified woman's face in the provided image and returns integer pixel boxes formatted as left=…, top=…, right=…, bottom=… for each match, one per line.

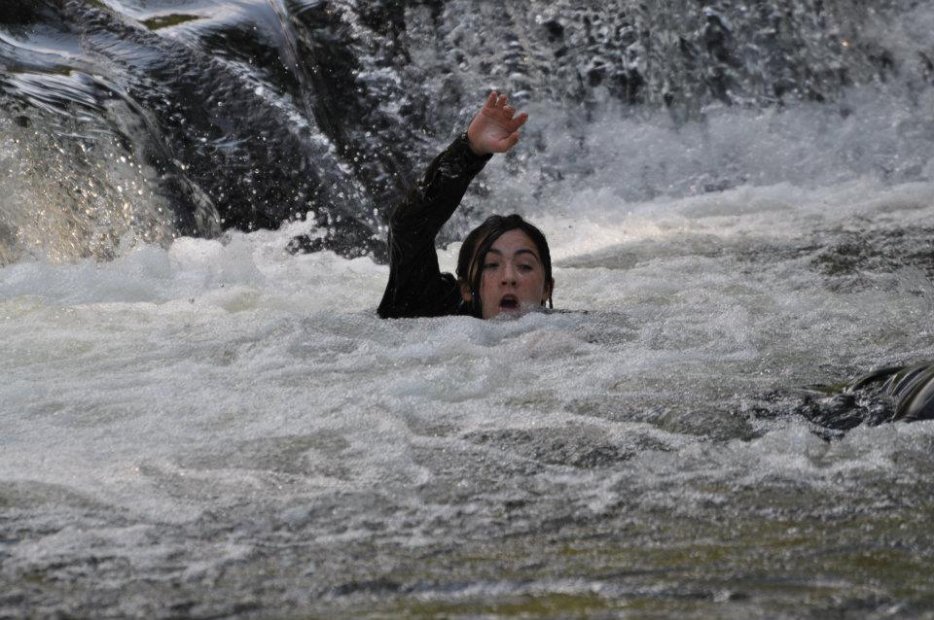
left=463, top=229, right=553, bottom=319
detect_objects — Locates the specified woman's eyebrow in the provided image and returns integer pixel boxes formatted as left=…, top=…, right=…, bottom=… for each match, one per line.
left=514, top=248, right=541, bottom=261
left=486, top=247, right=540, bottom=260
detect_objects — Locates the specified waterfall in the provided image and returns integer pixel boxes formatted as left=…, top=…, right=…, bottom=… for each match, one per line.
left=2, top=0, right=931, bottom=263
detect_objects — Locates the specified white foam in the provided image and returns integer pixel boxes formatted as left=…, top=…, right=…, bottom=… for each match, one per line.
left=3, top=88, right=934, bottom=543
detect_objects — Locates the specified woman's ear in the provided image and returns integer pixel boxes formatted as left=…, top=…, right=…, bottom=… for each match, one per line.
left=459, top=280, right=473, bottom=303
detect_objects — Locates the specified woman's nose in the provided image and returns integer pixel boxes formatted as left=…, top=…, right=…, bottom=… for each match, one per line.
left=502, top=263, right=517, bottom=283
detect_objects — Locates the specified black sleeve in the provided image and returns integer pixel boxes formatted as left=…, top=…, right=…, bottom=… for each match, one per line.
left=377, top=133, right=492, bottom=319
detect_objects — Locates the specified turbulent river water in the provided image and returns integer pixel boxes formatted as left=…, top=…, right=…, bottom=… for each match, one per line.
left=3, top=1, right=934, bottom=618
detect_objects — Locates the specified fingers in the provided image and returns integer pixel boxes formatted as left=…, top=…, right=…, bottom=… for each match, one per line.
left=483, top=91, right=509, bottom=113
left=493, top=92, right=508, bottom=109
left=510, top=111, right=529, bottom=131
left=483, top=92, right=528, bottom=124
left=505, top=131, right=520, bottom=149
left=491, top=131, right=521, bottom=153
left=485, top=91, right=516, bottom=113
left=476, top=92, right=528, bottom=153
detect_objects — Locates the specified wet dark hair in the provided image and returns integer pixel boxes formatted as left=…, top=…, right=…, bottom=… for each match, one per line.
left=456, top=214, right=553, bottom=317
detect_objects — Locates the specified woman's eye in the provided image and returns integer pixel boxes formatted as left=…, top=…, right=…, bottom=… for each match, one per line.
left=518, top=264, right=534, bottom=272
left=483, top=263, right=499, bottom=270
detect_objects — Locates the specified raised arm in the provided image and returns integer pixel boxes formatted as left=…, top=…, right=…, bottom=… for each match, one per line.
left=378, top=93, right=527, bottom=318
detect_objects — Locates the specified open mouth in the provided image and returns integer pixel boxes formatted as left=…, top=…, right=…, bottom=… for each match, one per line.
left=498, top=295, right=520, bottom=312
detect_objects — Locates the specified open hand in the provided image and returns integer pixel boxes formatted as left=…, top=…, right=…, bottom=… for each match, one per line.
left=466, top=92, right=529, bottom=156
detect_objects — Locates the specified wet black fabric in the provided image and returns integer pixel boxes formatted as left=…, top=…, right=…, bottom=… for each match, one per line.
left=377, top=134, right=491, bottom=319
left=846, top=362, right=934, bottom=423
left=752, top=361, right=934, bottom=437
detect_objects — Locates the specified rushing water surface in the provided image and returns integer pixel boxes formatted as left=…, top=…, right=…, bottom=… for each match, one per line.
left=3, top=1, right=934, bottom=618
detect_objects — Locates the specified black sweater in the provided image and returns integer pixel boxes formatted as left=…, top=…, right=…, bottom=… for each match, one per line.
left=377, top=134, right=492, bottom=318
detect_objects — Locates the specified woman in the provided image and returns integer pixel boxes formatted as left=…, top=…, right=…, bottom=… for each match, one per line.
left=378, top=92, right=554, bottom=319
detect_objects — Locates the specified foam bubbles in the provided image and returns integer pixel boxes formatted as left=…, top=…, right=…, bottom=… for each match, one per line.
left=4, top=85, right=934, bottom=619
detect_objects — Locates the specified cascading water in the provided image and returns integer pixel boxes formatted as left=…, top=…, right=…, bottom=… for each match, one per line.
left=2, top=1, right=934, bottom=617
